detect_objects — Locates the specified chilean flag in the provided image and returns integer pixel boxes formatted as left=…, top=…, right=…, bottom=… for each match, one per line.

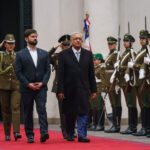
left=83, top=18, right=92, bottom=51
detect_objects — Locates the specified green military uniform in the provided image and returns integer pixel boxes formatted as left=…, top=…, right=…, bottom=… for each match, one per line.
left=119, top=34, right=138, bottom=134
left=89, top=54, right=105, bottom=131
left=126, top=30, right=150, bottom=136
left=136, top=30, right=150, bottom=137
left=48, top=35, right=71, bottom=139
left=104, top=36, right=122, bottom=133
left=0, top=34, right=21, bottom=141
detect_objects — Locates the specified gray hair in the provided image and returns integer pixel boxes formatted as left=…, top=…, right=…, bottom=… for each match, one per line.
left=70, top=32, right=83, bottom=40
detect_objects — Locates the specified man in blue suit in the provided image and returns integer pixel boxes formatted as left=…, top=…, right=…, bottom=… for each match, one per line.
left=15, top=29, right=50, bottom=143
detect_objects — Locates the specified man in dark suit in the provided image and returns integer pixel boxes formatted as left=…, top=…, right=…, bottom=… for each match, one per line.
left=15, top=29, right=50, bottom=143
left=57, top=32, right=97, bottom=142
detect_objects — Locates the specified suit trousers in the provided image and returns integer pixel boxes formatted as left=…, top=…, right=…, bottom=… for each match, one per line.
left=21, top=88, right=48, bottom=138
left=65, top=113, right=88, bottom=137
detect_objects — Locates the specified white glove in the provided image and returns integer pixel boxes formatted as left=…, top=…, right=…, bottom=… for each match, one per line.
left=139, top=69, right=145, bottom=79
left=115, top=85, right=120, bottom=94
left=144, top=57, right=150, bottom=65
left=114, top=61, right=119, bottom=69
left=124, top=74, right=130, bottom=82
left=128, top=61, right=134, bottom=68
left=110, top=75, right=115, bottom=84
left=101, top=92, right=106, bottom=100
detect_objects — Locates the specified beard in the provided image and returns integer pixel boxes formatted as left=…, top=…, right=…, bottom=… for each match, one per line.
left=28, top=40, right=38, bottom=46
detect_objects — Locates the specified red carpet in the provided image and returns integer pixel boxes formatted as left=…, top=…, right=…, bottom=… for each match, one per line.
left=0, top=124, right=150, bottom=150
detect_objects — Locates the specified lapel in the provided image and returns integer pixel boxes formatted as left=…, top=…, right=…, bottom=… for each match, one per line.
left=24, top=47, right=36, bottom=68
left=68, top=47, right=85, bottom=65
left=37, top=48, right=42, bottom=68
left=79, top=48, right=85, bottom=64
left=68, top=48, right=79, bottom=65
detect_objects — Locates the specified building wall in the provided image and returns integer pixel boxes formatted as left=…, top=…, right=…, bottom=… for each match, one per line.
left=32, top=0, right=150, bottom=121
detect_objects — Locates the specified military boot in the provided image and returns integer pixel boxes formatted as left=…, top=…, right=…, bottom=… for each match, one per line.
left=133, top=107, right=147, bottom=136
left=88, top=110, right=97, bottom=131
left=116, top=107, right=122, bottom=131
left=146, top=108, right=150, bottom=137
left=105, top=107, right=119, bottom=133
left=120, top=107, right=137, bottom=134
left=95, top=110, right=105, bottom=131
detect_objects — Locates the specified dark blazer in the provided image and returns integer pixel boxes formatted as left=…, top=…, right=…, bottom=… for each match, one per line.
left=57, top=47, right=97, bottom=114
left=15, top=47, right=51, bottom=92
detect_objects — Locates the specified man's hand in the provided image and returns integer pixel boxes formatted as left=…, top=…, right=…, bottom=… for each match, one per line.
left=91, top=93, right=97, bottom=99
left=27, top=83, right=40, bottom=90
left=58, top=93, right=65, bottom=100
left=0, top=40, right=5, bottom=48
left=34, top=82, right=43, bottom=88
left=54, top=42, right=62, bottom=49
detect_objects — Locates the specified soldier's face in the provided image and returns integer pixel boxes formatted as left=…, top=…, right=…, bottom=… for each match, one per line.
left=108, top=43, right=116, bottom=51
left=71, top=34, right=83, bottom=50
left=94, top=59, right=101, bottom=65
left=5, top=42, right=15, bottom=51
left=60, top=44, right=71, bottom=50
left=25, top=33, right=38, bottom=46
left=140, top=38, right=147, bottom=46
left=123, top=41, right=130, bottom=48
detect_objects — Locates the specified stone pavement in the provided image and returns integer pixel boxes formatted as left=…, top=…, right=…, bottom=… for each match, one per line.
left=45, top=124, right=150, bottom=144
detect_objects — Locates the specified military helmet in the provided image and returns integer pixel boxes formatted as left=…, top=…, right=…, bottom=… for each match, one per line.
left=148, top=33, right=150, bottom=39
left=95, top=53, right=103, bottom=60
left=4, top=34, right=15, bottom=43
left=93, top=54, right=96, bottom=60
left=139, top=30, right=149, bottom=39
left=58, top=34, right=70, bottom=46
left=107, top=36, right=117, bottom=44
left=123, top=33, right=135, bottom=42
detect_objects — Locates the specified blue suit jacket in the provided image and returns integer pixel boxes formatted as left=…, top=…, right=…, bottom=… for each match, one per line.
left=15, top=47, right=51, bottom=92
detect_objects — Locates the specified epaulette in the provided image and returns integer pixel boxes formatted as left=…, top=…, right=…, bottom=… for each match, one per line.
left=0, top=51, right=4, bottom=54
left=113, top=50, right=118, bottom=54
left=100, top=63, right=105, bottom=68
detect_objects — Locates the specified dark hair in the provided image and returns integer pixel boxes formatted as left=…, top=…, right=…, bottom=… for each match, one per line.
left=24, top=29, right=37, bottom=38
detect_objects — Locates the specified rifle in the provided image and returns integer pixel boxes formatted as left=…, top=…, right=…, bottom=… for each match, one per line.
left=125, top=22, right=136, bottom=92
left=109, top=25, right=121, bottom=92
left=140, top=16, right=150, bottom=92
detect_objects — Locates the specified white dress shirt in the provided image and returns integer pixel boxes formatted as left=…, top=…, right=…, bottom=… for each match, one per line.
left=27, top=46, right=38, bottom=67
left=72, top=47, right=81, bottom=62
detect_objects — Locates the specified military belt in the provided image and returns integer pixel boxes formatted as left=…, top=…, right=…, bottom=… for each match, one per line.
left=105, top=70, right=114, bottom=73
left=96, top=79, right=101, bottom=83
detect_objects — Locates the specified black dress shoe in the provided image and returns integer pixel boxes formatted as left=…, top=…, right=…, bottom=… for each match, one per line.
left=94, top=125, right=104, bottom=131
left=132, top=128, right=147, bottom=136
left=104, top=126, right=120, bottom=133
left=14, top=133, right=22, bottom=141
left=5, top=136, right=11, bottom=141
left=67, top=136, right=74, bottom=141
left=78, top=137, right=90, bottom=143
left=40, top=133, right=49, bottom=143
left=27, top=137, right=34, bottom=143
left=120, top=127, right=137, bottom=135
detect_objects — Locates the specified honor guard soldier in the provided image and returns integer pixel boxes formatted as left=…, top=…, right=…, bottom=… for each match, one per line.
left=137, top=31, right=150, bottom=137
left=127, top=30, right=150, bottom=136
left=49, top=35, right=75, bottom=139
left=104, top=37, right=122, bottom=133
left=89, top=53, right=105, bottom=131
left=0, top=34, right=21, bottom=141
left=119, top=34, right=138, bottom=134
